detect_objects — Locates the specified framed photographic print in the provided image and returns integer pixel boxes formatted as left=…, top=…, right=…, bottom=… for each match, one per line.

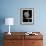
left=20, top=8, right=34, bottom=24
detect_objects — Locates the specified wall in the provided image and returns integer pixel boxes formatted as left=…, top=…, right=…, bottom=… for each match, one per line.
left=0, top=0, right=46, bottom=32
left=0, top=0, right=46, bottom=46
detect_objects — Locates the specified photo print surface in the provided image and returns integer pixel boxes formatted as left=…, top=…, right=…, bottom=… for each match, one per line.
left=20, top=8, right=34, bottom=24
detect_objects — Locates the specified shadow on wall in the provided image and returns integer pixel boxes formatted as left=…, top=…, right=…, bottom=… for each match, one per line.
left=0, top=16, right=5, bottom=46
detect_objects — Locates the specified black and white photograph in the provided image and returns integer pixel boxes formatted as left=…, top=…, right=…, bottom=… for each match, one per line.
left=20, top=8, right=34, bottom=24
